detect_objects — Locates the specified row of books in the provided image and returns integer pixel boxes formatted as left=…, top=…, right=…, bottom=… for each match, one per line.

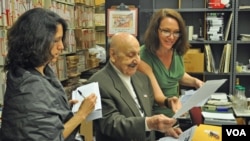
left=206, top=12, right=225, bottom=41
left=0, top=0, right=53, bottom=27
left=204, top=44, right=232, bottom=73
left=0, top=71, right=6, bottom=105
left=74, top=29, right=96, bottom=50
left=0, top=28, right=7, bottom=66
left=51, top=49, right=100, bottom=81
left=74, top=5, right=95, bottom=28
left=0, top=14, right=96, bottom=58
left=75, top=0, right=95, bottom=6
left=206, top=12, right=233, bottom=41
left=0, top=27, right=96, bottom=60
left=0, top=0, right=95, bottom=28
left=187, top=12, right=233, bottom=41
left=95, top=31, right=105, bottom=45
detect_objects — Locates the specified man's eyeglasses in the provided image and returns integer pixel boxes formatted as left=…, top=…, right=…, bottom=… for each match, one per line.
left=158, top=28, right=181, bottom=38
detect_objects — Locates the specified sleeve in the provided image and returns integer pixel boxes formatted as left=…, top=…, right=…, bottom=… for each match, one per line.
left=96, top=86, right=147, bottom=139
left=13, top=76, right=65, bottom=140
left=88, top=73, right=148, bottom=140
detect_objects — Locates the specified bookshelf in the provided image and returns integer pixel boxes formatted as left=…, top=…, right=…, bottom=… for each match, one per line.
left=0, top=0, right=97, bottom=140
left=95, top=3, right=105, bottom=48
left=0, top=27, right=7, bottom=105
left=0, top=0, right=98, bottom=84
left=139, top=0, right=235, bottom=95
left=233, top=0, right=250, bottom=97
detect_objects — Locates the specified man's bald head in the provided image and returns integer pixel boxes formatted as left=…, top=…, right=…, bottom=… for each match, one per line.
left=109, top=32, right=141, bottom=76
left=110, top=32, right=139, bottom=51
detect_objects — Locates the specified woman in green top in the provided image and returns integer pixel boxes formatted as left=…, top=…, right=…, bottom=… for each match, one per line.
left=138, top=9, right=204, bottom=139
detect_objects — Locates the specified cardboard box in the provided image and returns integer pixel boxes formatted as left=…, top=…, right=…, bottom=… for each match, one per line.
left=184, top=52, right=204, bottom=72
left=80, top=120, right=93, bottom=141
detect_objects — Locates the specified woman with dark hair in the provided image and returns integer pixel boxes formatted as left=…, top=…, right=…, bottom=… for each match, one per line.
left=138, top=9, right=204, bottom=139
left=1, top=8, right=96, bottom=141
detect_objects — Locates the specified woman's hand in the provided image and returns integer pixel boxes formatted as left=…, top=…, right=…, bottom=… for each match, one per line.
left=194, top=78, right=204, bottom=89
left=169, top=97, right=182, bottom=113
left=76, top=93, right=97, bottom=119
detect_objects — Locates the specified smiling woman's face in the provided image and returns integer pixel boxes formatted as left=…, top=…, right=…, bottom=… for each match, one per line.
left=158, top=17, right=180, bottom=50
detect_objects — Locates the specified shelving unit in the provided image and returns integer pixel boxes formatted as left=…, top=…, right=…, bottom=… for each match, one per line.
left=234, top=0, right=250, bottom=97
left=0, top=0, right=97, bottom=140
left=0, top=0, right=97, bottom=89
left=95, top=3, right=106, bottom=48
left=0, top=28, right=7, bottom=105
left=139, top=0, right=235, bottom=95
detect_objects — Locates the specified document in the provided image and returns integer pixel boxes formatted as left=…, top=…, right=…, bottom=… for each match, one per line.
left=210, top=93, right=228, bottom=101
left=158, top=124, right=222, bottom=141
left=201, top=112, right=235, bottom=120
left=191, top=124, right=222, bottom=141
left=180, top=89, right=208, bottom=106
left=173, top=79, right=227, bottom=118
left=71, top=82, right=102, bottom=121
left=158, top=125, right=197, bottom=141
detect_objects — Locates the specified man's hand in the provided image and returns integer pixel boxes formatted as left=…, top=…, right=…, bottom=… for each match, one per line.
left=146, top=114, right=176, bottom=133
left=168, top=96, right=182, bottom=113
left=165, top=127, right=183, bottom=138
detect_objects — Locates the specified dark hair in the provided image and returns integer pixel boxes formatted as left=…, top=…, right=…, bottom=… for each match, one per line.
left=4, top=8, right=68, bottom=71
left=144, top=8, right=190, bottom=55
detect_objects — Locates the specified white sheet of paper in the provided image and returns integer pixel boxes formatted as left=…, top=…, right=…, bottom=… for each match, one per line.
left=201, top=111, right=235, bottom=120
left=180, top=90, right=209, bottom=106
left=210, top=93, right=228, bottom=100
left=71, top=82, right=102, bottom=121
left=173, top=79, right=227, bottom=118
left=158, top=125, right=197, bottom=141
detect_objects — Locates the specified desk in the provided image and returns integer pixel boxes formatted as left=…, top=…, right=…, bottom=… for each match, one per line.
left=189, top=106, right=240, bottom=125
left=232, top=107, right=250, bottom=125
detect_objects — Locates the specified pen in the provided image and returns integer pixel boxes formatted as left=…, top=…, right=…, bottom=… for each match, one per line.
left=204, top=130, right=220, bottom=139
left=77, top=90, right=85, bottom=98
left=173, top=124, right=180, bottom=128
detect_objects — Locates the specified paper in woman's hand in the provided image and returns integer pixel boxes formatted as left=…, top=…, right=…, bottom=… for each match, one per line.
left=71, top=82, right=102, bottom=120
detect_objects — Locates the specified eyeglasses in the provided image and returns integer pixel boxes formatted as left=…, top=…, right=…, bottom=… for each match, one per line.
left=158, top=28, right=181, bottom=38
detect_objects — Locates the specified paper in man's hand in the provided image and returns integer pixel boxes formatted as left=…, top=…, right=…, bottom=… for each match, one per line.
left=173, top=79, right=227, bottom=118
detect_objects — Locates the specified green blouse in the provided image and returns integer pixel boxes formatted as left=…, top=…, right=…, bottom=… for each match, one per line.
left=140, top=45, right=185, bottom=117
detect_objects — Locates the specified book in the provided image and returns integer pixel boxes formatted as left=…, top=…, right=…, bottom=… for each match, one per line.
left=218, top=45, right=226, bottom=73
left=202, top=111, right=237, bottom=125
left=239, top=5, right=250, bottom=9
left=192, top=124, right=222, bottom=141
left=186, top=25, right=194, bottom=41
left=223, top=44, right=231, bottom=73
left=204, top=44, right=216, bottom=72
left=158, top=125, right=197, bottom=141
left=218, top=43, right=231, bottom=73
left=159, top=124, right=222, bottom=141
left=204, top=44, right=211, bottom=72
left=224, top=12, right=233, bottom=41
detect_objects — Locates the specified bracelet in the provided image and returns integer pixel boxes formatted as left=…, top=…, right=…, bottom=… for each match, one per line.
left=164, top=98, right=170, bottom=108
